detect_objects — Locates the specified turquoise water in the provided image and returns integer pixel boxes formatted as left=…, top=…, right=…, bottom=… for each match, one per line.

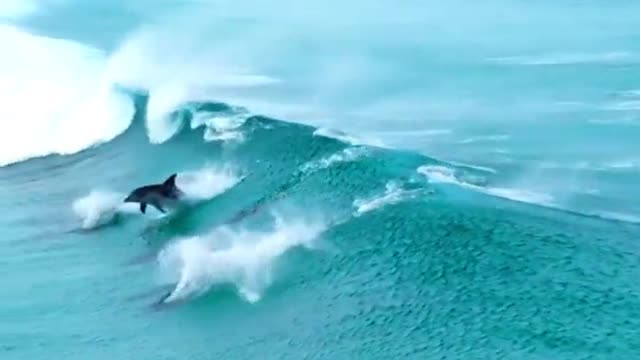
left=1, top=2, right=640, bottom=359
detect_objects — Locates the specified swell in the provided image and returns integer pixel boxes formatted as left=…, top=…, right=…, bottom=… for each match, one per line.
left=2, top=92, right=639, bottom=358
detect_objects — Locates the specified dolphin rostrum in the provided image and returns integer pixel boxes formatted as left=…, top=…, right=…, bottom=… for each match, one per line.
left=124, top=173, right=184, bottom=214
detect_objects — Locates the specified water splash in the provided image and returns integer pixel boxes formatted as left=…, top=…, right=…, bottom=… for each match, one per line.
left=156, top=212, right=326, bottom=303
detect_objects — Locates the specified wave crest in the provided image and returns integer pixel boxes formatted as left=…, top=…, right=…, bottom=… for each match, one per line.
left=0, top=25, right=134, bottom=167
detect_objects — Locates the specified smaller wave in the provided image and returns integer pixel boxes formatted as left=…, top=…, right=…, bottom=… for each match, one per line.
left=156, top=212, right=326, bottom=303
left=300, top=146, right=369, bottom=173
left=353, top=180, right=427, bottom=215
left=417, top=165, right=554, bottom=207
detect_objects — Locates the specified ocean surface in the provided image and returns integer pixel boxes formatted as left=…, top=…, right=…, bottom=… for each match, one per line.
left=1, top=1, right=640, bottom=359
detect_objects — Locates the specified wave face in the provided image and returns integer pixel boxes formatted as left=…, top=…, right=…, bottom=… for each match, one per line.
left=1, top=2, right=640, bottom=359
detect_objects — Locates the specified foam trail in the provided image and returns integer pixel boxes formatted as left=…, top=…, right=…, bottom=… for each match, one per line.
left=157, top=213, right=326, bottom=303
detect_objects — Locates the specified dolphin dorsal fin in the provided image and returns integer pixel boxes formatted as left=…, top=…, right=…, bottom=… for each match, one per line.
left=162, top=174, right=177, bottom=189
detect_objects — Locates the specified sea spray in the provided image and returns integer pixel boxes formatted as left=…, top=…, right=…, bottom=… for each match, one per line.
left=156, top=212, right=327, bottom=303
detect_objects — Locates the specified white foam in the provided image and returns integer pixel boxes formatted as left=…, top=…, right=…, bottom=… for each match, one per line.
left=353, top=181, right=424, bottom=215
left=176, top=164, right=243, bottom=202
left=300, top=146, right=369, bottom=173
left=0, top=25, right=134, bottom=167
left=417, top=165, right=555, bottom=207
left=191, top=111, right=249, bottom=144
left=156, top=213, right=326, bottom=303
left=71, top=190, right=129, bottom=229
left=313, top=127, right=384, bottom=147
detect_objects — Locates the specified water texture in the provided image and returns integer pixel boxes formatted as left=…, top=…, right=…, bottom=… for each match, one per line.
left=1, top=1, right=639, bottom=359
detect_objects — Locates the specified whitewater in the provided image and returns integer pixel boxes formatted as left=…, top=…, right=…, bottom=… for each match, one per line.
left=1, top=1, right=639, bottom=359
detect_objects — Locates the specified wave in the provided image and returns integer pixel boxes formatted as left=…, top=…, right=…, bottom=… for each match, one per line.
left=0, top=25, right=134, bottom=167
left=156, top=212, right=327, bottom=303
left=72, top=164, right=242, bottom=229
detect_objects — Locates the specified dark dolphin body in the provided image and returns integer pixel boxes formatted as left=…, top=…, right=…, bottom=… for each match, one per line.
left=124, top=174, right=184, bottom=214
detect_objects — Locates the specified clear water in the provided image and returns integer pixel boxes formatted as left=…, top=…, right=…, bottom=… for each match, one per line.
left=1, top=1, right=639, bottom=359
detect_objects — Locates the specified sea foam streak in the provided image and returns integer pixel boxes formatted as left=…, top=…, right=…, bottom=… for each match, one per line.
left=353, top=180, right=427, bottom=215
left=72, top=164, right=242, bottom=229
left=300, top=146, right=369, bottom=173
left=417, top=165, right=554, bottom=207
left=156, top=213, right=326, bottom=303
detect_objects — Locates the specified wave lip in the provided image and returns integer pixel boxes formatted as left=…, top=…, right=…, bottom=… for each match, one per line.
left=156, top=212, right=326, bottom=303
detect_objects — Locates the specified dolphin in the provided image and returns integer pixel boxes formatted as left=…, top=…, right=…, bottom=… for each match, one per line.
left=124, top=173, right=184, bottom=214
